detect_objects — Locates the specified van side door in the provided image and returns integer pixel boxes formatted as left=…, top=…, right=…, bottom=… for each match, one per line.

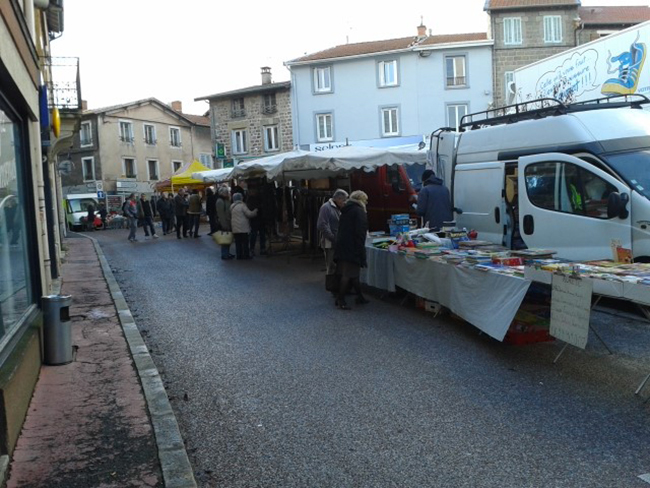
left=454, top=161, right=505, bottom=243
left=518, top=153, right=631, bottom=260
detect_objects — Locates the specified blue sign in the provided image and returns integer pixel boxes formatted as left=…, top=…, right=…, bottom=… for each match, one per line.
left=97, top=191, right=105, bottom=199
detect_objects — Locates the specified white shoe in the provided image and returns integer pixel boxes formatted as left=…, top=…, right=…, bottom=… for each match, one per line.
left=153, top=234, right=159, bottom=239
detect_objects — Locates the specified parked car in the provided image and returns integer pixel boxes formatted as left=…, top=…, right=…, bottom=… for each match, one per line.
left=64, top=193, right=99, bottom=231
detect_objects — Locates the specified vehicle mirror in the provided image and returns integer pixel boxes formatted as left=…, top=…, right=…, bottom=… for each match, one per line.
left=607, top=192, right=621, bottom=219
left=619, top=193, right=630, bottom=219
left=454, top=207, right=463, bottom=215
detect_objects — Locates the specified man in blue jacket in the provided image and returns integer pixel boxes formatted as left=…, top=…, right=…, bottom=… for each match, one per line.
left=416, top=169, right=453, bottom=230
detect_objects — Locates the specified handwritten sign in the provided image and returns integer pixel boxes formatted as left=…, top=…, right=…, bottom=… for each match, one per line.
left=550, top=275, right=593, bottom=349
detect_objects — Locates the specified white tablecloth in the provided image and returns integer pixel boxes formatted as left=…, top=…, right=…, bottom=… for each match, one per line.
left=362, top=247, right=531, bottom=341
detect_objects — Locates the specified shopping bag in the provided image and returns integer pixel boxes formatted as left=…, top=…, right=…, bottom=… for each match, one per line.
left=325, top=274, right=340, bottom=293
left=212, top=231, right=233, bottom=246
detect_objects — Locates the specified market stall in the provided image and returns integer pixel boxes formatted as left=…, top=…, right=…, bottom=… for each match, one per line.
left=155, top=160, right=212, bottom=192
left=191, top=167, right=233, bottom=184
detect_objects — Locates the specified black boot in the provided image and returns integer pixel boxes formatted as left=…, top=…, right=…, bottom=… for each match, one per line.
left=351, top=278, right=369, bottom=304
left=335, top=278, right=351, bottom=310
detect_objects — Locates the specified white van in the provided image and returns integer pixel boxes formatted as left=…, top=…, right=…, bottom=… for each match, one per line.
left=63, top=193, right=98, bottom=231
left=431, top=96, right=650, bottom=262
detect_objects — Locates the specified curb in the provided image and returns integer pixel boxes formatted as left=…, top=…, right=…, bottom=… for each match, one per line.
left=83, top=235, right=197, bottom=488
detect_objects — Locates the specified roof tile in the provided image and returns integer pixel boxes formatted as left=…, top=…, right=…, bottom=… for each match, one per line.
left=578, top=6, right=650, bottom=25
left=486, top=0, right=580, bottom=10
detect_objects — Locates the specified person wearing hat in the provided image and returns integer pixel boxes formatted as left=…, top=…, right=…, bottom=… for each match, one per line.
left=416, top=169, right=452, bottom=230
left=333, top=190, right=370, bottom=310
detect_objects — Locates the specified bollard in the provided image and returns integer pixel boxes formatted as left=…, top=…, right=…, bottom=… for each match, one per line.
left=41, top=295, right=73, bottom=365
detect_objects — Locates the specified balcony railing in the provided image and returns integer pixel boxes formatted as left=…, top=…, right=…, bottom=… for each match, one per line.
left=43, top=57, right=82, bottom=111
left=231, top=108, right=246, bottom=118
left=446, top=76, right=467, bottom=87
left=262, top=104, right=277, bottom=115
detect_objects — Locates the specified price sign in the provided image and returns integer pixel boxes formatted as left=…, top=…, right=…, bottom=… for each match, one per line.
left=550, top=274, right=593, bottom=349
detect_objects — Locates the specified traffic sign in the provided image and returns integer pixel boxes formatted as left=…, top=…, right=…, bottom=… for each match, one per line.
left=95, top=181, right=104, bottom=191
left=97, top=191, right=105, bottom=199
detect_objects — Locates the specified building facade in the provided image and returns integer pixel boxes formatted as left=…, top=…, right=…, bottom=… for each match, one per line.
left=285, top=26, right=493, bottom=149
left=61, top=98, right=212, bottom=197
left=486, top=0, right=650, bottom=108
left=0, top=0, right=80, bottom=467
left=195, top=68, right=293, bottom=168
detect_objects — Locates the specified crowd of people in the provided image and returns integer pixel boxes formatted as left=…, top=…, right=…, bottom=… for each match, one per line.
left=121, top=186, right=268, bottom=261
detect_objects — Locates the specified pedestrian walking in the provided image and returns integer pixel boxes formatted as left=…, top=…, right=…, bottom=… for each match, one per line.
left=124, top=193, right=139, bottom=242
left=247, top=187, right=267, bottom=256
left=166, top=193, right=176, bottom=234
left=86, top=202, right=95, bottom=231
left=416, top=169, right=453, bottom=230
left=317, top=188, right=348, bottom=279
left=230, top=192, right=257, bottom=260
left=137, top=194, right=158, bottom=239
left=187, top=189, right=202, bottom=238
left=333, top=190, right=370, bottom=310
left=98, top=202, right=107, bottom=230
left=156, top=193, right=171, bottom=235
left=205, top=187, right=218, bottom=235
left=216, top=186, right=235, bottom=260
left=174, top=189, right=189, bottom=239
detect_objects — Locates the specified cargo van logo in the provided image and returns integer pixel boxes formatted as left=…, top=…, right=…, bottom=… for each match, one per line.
left=534, top=49, right=599, bottom=104
left=601, top=34, right=646, bottom=96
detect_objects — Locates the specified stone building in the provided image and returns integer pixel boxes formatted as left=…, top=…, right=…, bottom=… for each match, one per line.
left=61, top=98, right=212, bottom=198
left=486, top=0, right=650, bottom=108
left=195, top=67, right=293, bottom=168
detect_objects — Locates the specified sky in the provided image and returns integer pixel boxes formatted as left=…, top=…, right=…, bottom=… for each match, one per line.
left=51, top=0, right=650, bottom=116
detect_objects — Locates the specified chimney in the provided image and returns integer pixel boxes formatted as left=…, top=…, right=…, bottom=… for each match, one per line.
left=261, top=66, right=272, bottom=85
left=417, top=16, right=427, bottom=39
left=171, top=100, right=183, bottom=112
left=81, top=100, right=88, bottom=111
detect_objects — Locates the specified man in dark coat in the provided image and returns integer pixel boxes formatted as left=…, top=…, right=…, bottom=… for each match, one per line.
left=205, top=187, right=218, bottom=235
left=156, top=193, right=172, bottom=235
left=333, top=190, right=369, bottom=310
left=416, top=169, right=453, bottom=230
left=173, top=189, right=189, bottom=239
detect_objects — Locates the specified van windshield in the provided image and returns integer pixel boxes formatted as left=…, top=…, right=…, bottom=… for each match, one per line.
left=604, top=150, right=650, bottom=200
left=405, top=163, right=426, bottom=192
left=68, top=198, right=96, bottom=213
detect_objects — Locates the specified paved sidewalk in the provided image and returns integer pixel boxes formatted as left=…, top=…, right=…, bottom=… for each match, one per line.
left=7, top=237, right=195, bottom=488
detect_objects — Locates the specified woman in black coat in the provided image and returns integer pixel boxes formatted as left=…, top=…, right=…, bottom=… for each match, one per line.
left=333, top=190, right=369, bottom=310
left=205, top=187, right=218, bottom=235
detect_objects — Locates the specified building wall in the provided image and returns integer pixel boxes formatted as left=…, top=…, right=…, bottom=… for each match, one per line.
left=290, top=46, right=492, bottom=146
left=490, top=7, right=579, bottom=107
left=210, top=88, right=293, bottom=166
left=62, top=103, right=212, bottom=194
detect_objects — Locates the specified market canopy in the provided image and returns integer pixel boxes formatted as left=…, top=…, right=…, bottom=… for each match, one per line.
left=229, top=149, right=311, bottom=180
left=266, top=144, right=428, bottom=180
left=156, top=160, right=212, bottom=191
left=191, top=167, right=234, bottom=183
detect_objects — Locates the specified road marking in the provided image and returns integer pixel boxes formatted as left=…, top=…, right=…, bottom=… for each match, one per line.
left=639, top=473, right=650, bottom=484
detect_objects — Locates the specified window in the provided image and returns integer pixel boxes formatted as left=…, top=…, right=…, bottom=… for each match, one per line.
left=231, top=98, right=245, bottom=118
left=316, top=113, right=333, bottom=142
left=232, top=129, right=248, bottom=154
left=144, top=124, right=156, bottom=145
left=544, top=16, right=562, bottom=43
left=199, top=153, right=212, bottom=168
left=381, top=107, right=399, bottom=136
left=445, top=55, right=467, bottom=87
left=80, top=121, right=92, bottom=146
left=447, top=104, right=468, bottom=131
left=378, top=60, right=398, bottom=87
left=123, top=158, right=136, bottom=178
left=147, top=160, right=159, bottom=180
left=262, top=93, right=277, bottom=114
left=505, top=71, right=516, bottom=103
left=525, top=162, right=616, bottom=219
left=81, top=157, right=95, bottom=181
left=264, top=125, right=280, bottom=152
left=119, top=120, right=134, bottom=143
left=0, top=102, right=34, bottom=334
left=313, top=66, right=332, bottom=93
left=504, top=17, right=522, bottom=45
left=169, top=127, right=181, bottom=147
left=172, top=160, right=183, bottom=172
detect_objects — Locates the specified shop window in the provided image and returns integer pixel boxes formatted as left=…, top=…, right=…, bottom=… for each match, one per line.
left=0, top=103, right=33, bottom=335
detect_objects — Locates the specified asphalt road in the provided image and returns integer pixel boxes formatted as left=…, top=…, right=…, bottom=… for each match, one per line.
left=92, top=226, right=650, bottom=488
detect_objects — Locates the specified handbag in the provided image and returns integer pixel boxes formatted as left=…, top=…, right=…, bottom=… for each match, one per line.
left=213, top=230, right=233, bottom=246
left=325, top=274, right=340, bottom=293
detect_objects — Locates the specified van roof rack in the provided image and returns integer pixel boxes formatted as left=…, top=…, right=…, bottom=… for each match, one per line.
left=459, top=94, right=650, bottom=131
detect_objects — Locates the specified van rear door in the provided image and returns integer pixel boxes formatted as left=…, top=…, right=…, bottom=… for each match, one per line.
left=518, top=153, right=631, bottom=260
left=454, top=162, right=505, bottom=243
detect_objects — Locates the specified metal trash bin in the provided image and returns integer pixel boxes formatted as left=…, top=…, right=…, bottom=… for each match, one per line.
left=42, top=295, right=73, bottom=365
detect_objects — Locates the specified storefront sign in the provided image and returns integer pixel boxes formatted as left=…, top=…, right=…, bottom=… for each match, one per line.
left=550, top=274, right=593, bottom=349
left=106, top=195, right=123, bottom=213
